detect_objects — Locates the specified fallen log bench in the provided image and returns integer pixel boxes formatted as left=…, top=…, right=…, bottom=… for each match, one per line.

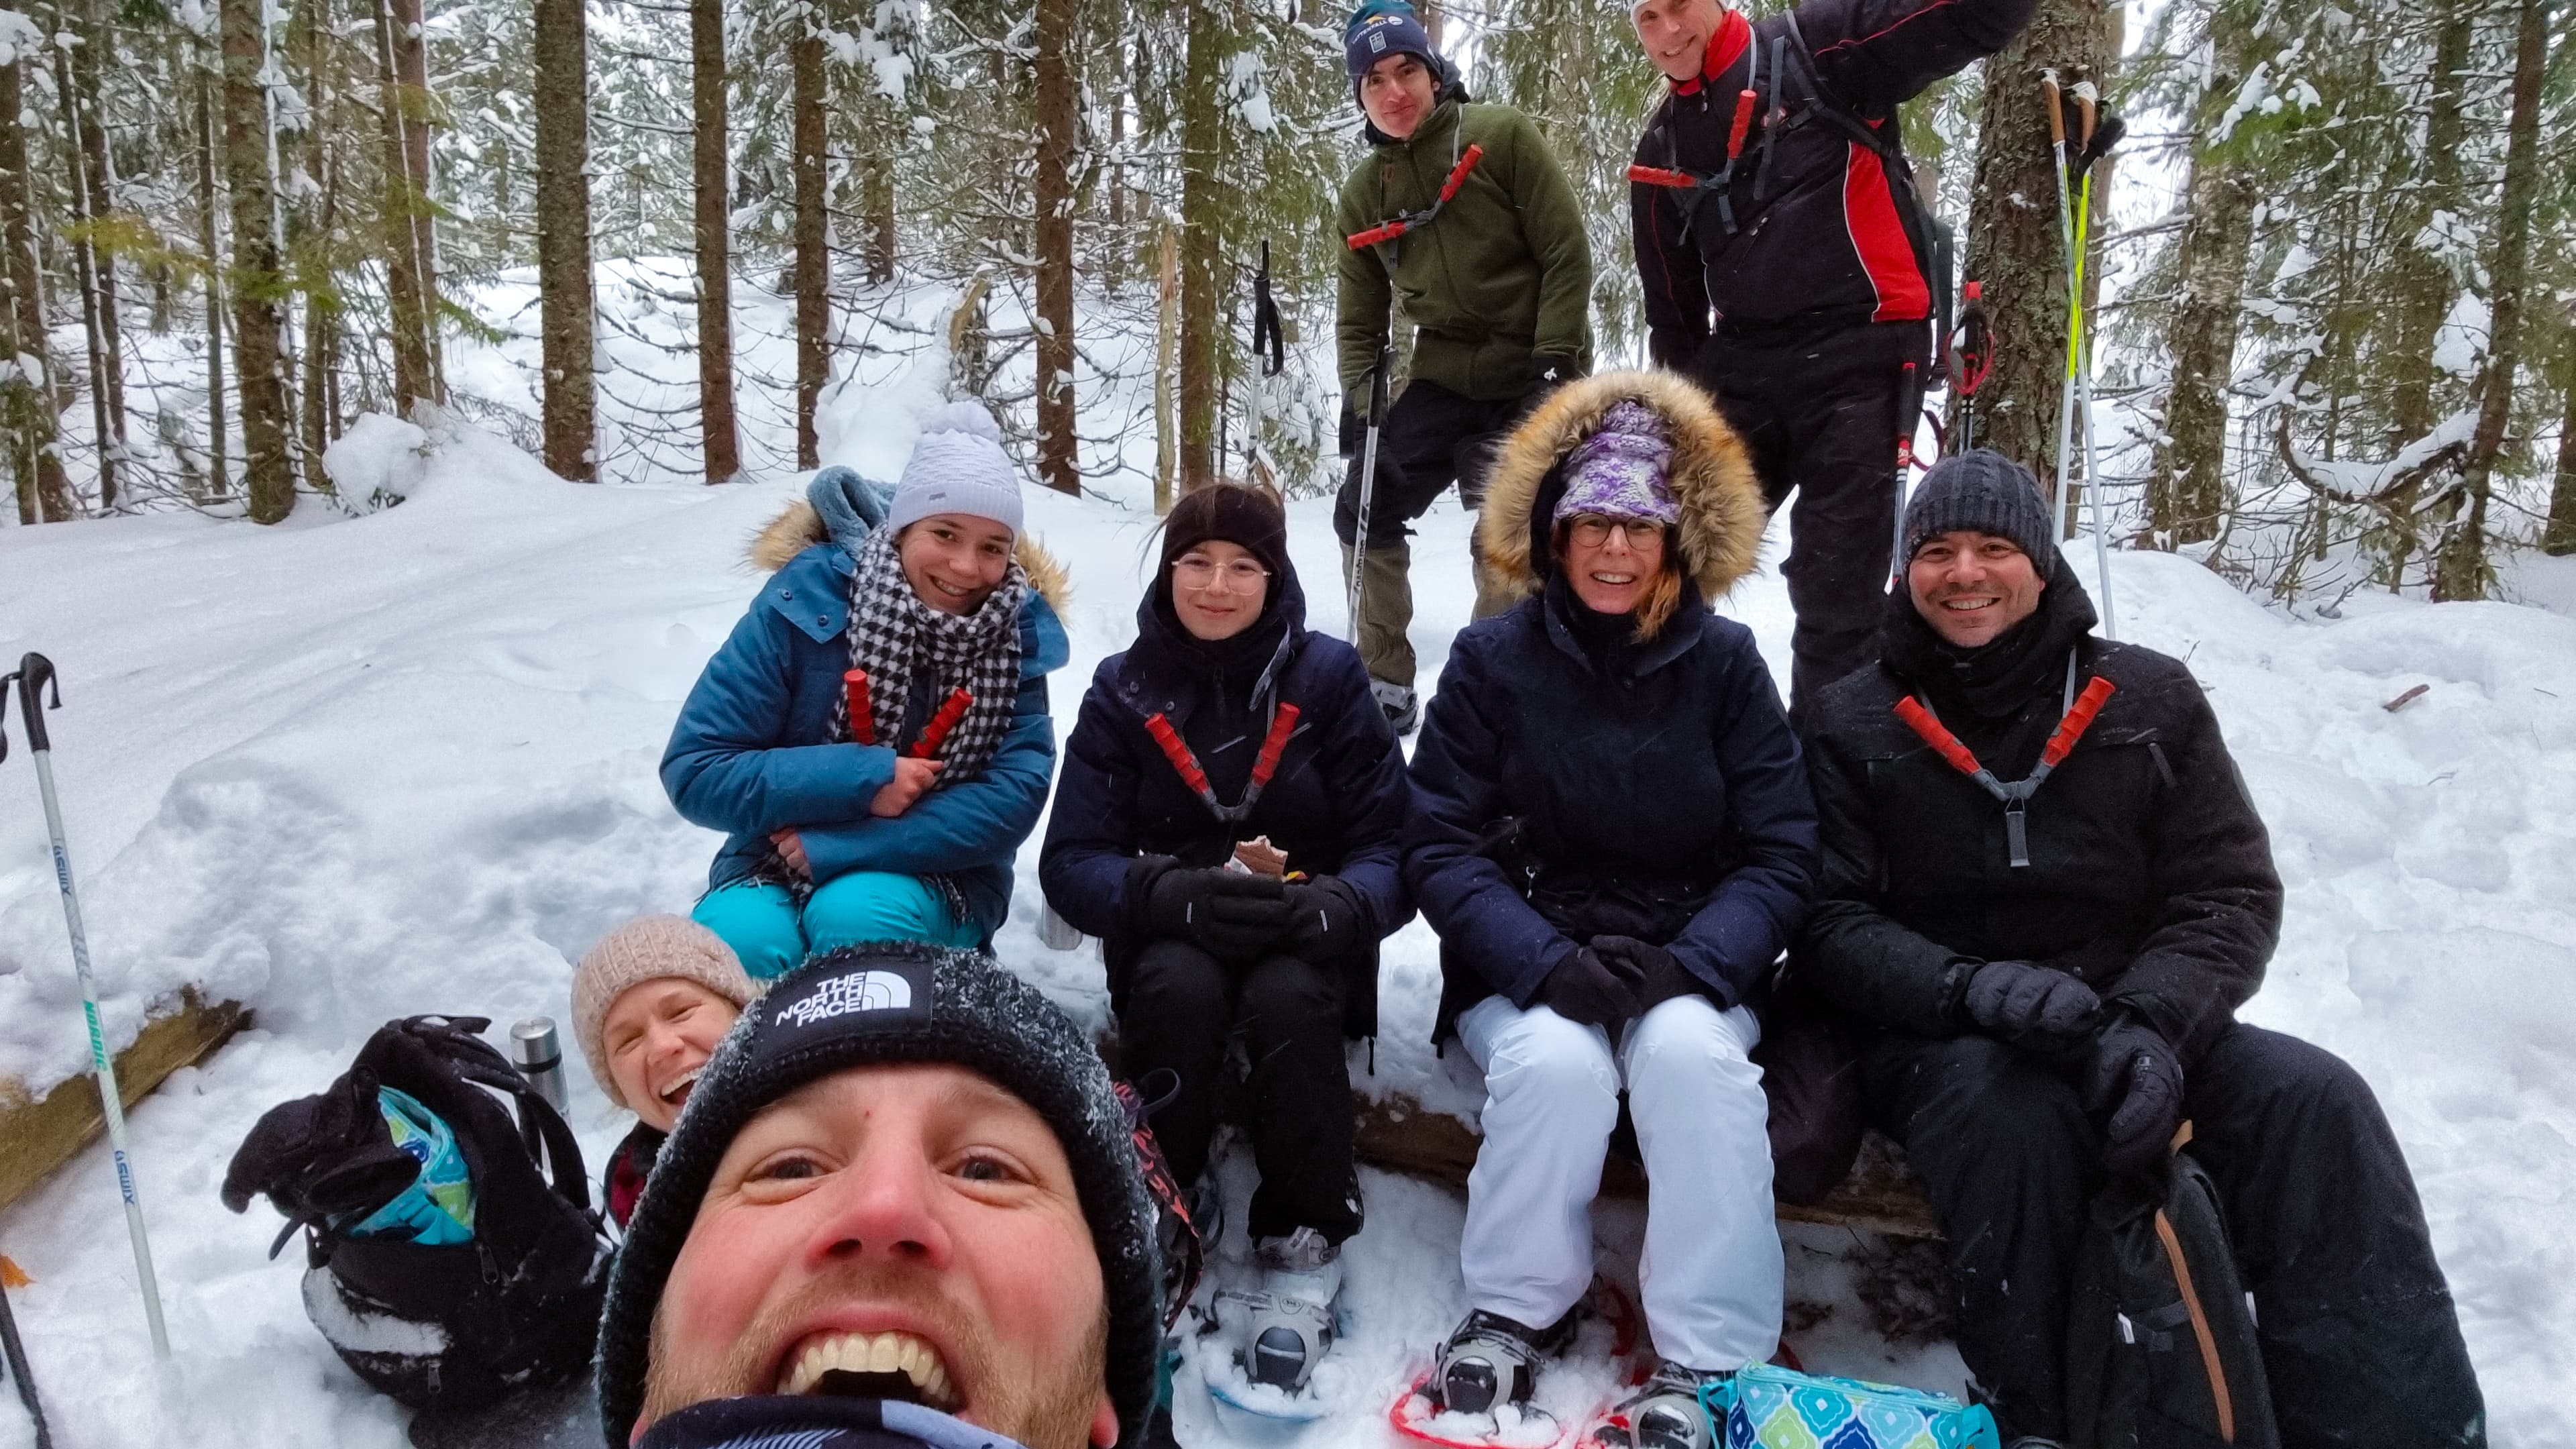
left=0, top=987, right=254, bottom=1213
left=1347, top=1089, right=1941, bottom=1240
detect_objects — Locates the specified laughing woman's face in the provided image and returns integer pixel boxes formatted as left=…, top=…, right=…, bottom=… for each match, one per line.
left=898, top=515, right=1014, bottom=615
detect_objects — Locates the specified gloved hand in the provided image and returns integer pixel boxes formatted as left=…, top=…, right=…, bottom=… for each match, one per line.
left=1145, top=867, right=1295, bottom=963
left=1285, top=876, right=1369, bottom=965
left=2080, top=1014, right=2186, bottom=1180
left=1591, top=935, right=1709, bottom=1012
left=1961, top=960, right=2102, bottom=1048
left=1538, top=945, right=1647, bottom=1030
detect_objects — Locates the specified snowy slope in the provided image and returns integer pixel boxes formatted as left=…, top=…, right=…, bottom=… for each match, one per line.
left=0, top=388, right=2569, bottom=1446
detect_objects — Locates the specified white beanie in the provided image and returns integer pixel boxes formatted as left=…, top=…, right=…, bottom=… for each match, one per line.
left=888, top=400, right=1024, bottom=539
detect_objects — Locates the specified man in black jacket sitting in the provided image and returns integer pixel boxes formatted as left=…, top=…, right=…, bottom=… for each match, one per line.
left=1796, top=451, right=2483, bottom=1448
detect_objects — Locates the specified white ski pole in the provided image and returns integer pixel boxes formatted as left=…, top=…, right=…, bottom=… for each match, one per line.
left=1348, top=332, right=1394, bottom=642
left=2, top=655, right=170, bottom=1358
left=2041, top=70, right=2082, bottom=551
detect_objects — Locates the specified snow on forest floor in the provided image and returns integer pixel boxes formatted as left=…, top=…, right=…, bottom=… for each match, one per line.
left=1, top=363, right=2572, bottom=1447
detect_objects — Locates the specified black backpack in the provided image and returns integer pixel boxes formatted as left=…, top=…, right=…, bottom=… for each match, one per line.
left=2066, top=1127, right=2279, bottom=1449
left=222, top=1016, right=612, bottom=1413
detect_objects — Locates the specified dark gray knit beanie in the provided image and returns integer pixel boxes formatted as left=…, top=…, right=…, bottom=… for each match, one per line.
left=594, top=941, right=1161, bottom=1449
left=1902, top=449, right=2056, bottom=566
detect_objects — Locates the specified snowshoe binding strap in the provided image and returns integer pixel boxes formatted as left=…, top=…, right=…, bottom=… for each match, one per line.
left=1142, top=702, right=1301, bottom=826
left=1348, top=143, right=1487, bottom=250
left=1891, top=665, right=2116, bottom=869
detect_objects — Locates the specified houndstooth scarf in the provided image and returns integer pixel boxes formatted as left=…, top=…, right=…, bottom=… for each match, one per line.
left=831, top=523, right=1028, bottom=782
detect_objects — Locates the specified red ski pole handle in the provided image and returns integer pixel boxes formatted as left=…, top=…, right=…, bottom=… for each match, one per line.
left=1892, top=696, right=1986, bottom=779
left=843, top=669, right=876, bottom=746
left=1436, top=143, right=1485, bottom=203
left=1142, top=712, right=1214, bottom=798
left=1247, top=703, right=1302, bottom=792
left=2039, top=677, right=2117, bottom=769
left=1725, top=88, right=1758, bottom=159
left=1626, top=163, right=1699, bottom=190
left=1346, top=217, right=1409, bottom=250
left=910, top=688, right=974, bottom=759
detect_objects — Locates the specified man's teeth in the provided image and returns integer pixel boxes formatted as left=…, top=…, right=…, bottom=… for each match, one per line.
left=1942, top=598, right=1996, bottom=610
left=777, top=1330, right=959, bottom=1409
left=657, top=1066, right=702, bottom=1104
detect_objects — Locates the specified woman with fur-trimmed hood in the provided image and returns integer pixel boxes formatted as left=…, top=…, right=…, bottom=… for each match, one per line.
left=661, top=402, right=1071, bottom=979
left=1402, top=371, right=1818, bottom=1444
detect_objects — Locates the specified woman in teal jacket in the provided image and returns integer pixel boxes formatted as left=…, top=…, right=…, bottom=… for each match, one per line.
left=661, top=405, right=1071, bottom=977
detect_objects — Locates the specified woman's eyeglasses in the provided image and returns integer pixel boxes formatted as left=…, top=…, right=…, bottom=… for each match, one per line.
left=1174, top=555, right=1272, bottom=591
left=1566, top=517, right=1668, bottom=549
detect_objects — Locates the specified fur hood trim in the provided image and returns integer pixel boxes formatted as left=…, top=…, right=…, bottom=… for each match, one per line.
left=749, top=498, right=1071, bottom=612
left=1476, top=370, right=1766, bottom=603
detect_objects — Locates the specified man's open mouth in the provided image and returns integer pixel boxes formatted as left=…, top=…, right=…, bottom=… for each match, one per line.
left=775, top=1329, right=961, bottom=1411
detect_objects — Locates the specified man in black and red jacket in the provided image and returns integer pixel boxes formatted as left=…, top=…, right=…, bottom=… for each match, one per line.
left=1628, top=0, right=2031, bottom=719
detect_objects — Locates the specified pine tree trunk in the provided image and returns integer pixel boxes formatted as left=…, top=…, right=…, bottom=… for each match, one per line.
left=2147, top=3, right=2260, bottom=544
left=534, top=0, right=596, bottom=480
left=297, top=0, right=337, bottom=469
left=1032, top=0, right=1079, bottom=495
left=692, top=0, right=741, bottom=484
left=1155, top=224, right=1177, bottom=513
left=2544, top=325, right=2576, bottom=555
left=1177, top=0, right=1224, bottom=492
left=221, top=0, right=296, bottom=523
left=0, top=7, right=74, bottom=523
left=62, top=12, right=126, bottom=511
left=1961, top=0, right=2108, bottom=487
left=2432, top=0, right=2543, bottom=602
left=372, top=0, right=438, bottom=413
left=196, top=41, right=227, bottom=502
left=793, top=19, right=826, bottom=470
left=2377, top=0, right=2472, bottom=586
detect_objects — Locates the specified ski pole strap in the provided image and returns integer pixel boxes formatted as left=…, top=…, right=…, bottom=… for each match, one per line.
left=1346, top=143, right=1486, bottom=250
left=9, top=652, right=58, bottom=755
left=910, top=688, right=974, bottom=759
left=1252, top=241, right=1283, bottom=377
left=1951, top=281, right=1992, bottom=396
left=843, top=669, right=877, bottom=746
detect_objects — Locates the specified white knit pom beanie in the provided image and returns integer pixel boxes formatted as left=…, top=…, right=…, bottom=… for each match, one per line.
left=886, top=400, right=1024, bottom=539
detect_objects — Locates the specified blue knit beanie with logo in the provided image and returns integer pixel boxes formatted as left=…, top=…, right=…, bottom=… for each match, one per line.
left=1344, top=0, right=1440, bottom=87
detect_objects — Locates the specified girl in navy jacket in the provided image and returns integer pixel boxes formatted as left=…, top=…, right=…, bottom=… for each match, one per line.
left=1040, top=483, right=1409, bottom=1394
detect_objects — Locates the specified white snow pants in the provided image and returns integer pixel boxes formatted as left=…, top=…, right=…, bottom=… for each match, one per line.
left=1455, top=994, right=1782, bottom=1371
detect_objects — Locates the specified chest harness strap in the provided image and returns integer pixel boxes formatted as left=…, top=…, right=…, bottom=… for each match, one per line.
left=1891, top=653, right=2114, bottom=869
left=1348, top=141, right=1487, bottom=251
left=1143, top=702, right=1302, bottom=825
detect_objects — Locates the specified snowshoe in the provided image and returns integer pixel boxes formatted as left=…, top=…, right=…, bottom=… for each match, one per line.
left=1372, top=679, right=1419, bottom=735
left=1242, top=1228, right=1343, bottom=1391
left=1586, top=1362, right=1729, bottom=1449
left=1435, top=1307, right=1574, bottom=1415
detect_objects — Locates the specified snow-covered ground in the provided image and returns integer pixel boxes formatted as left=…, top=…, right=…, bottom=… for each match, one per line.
left=1, top=360, right=2571, bottom=1446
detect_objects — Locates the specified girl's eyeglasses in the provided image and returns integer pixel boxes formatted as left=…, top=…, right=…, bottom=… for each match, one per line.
left=1174, top=555, right=1272, bottom=591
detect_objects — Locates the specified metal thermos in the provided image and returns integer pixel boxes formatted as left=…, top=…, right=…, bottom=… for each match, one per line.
left=510, top=1017, right=570, bottom=1116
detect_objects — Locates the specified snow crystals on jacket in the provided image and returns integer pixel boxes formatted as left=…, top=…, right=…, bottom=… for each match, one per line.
left=660, top=498, right=1072, bottom=941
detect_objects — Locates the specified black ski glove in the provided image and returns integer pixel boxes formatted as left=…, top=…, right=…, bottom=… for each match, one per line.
left=1538, top=945, right=1647, bottom=1030
left=1145, top=867, right=1295, bottom=963
left=1284, top=875, right=1369, bottom=965
left=2080, top=1014, right=2186, bottom=1181
left=1961, top=960, right=2102, bottom=1049
left=1591, top=935, right=1710, bottom=1013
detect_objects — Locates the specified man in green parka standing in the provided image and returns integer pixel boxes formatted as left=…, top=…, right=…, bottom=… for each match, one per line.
left=1336, top=0, right=1593, bottom=733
